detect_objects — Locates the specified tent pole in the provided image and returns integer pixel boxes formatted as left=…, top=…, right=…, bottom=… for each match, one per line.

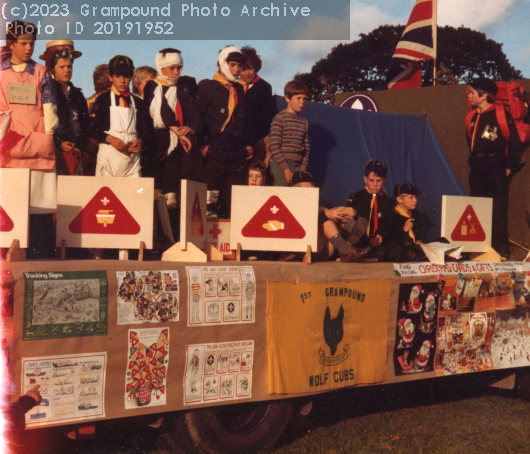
left=432, top=0, right=437, bottom=86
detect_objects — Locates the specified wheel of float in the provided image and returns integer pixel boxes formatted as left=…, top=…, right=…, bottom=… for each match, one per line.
left=515, top=367, right=530, bottom=401
left=172, top=400, right=294, bottom=454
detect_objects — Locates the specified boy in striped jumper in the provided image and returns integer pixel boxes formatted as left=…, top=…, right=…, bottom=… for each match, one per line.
left=269, top=80, right=309, bottom=186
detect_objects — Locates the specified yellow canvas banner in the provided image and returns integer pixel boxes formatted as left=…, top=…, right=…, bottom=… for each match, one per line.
left=267, top=279, right=391, bottom=394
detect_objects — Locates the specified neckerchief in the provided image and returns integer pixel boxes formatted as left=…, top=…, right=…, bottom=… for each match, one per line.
left=213, top=71, right=238, bottom=132
left=470, top=104, right=495, bottom=151
left=395, top=205, right=415, bottom=242
left=111, top=85, right=131, bottom=108
left=156, top=76, right=183, bottom=126
left=238, top=74, right=260, bottom=94
left=365, top=186, right=382, bottom=236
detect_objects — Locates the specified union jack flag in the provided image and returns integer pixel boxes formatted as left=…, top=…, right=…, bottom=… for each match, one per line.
left=387, top=0, right=435, bottom=90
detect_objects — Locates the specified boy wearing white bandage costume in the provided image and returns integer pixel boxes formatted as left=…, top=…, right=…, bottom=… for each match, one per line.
left=195, top=45, right=253, bottom=218
left=143, top=48, right=201, bottom=210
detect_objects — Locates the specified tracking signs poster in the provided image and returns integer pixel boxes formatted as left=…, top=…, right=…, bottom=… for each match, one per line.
left=267, top=280, right=390, bottom=394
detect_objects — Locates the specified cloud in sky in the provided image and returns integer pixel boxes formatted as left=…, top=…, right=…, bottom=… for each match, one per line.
left=437, top=0, right=520, bottom=30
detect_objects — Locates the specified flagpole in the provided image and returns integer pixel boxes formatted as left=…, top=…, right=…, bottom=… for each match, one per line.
left=432, top=0, right=438, bottom=86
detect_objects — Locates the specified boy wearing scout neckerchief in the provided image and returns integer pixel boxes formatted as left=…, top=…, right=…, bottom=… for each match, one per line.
left=143, top=48, right=201, bottom=210
left=195, top=46, right=253, bottom=218
left=467, top=77, right=522, bottom=260
left=0, top=20, right=59, bottom=257
left=90, top=55, right=154, bottom=177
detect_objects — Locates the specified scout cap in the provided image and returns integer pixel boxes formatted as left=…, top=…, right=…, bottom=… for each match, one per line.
left=393, top=183, right=422, bottom=198
left=108, top=55, right=135, bottom=76
left=291, top=171, right=316, bottom=186
left=469, top=78, right=498, bottom=97
left=364, top=159, right=387, bottom=176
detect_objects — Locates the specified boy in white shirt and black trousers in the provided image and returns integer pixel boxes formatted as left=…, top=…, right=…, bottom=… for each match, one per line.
left=90, top=55, right=155, bottom=178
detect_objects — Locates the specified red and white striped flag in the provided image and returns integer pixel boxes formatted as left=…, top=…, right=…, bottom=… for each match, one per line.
left=387, top=0, right=436, bottom=90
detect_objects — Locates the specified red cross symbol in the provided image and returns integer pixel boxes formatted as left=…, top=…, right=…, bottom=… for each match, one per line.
left=209, top=224, right=222, bottom=240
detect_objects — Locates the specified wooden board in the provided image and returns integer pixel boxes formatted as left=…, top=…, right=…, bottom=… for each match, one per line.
left=441, top=195, right=492, bottom=253
left=180, top=180, right=207, bottom=251
left=56, top=176, right=154, bottom=249
left=230, top=186, right=318, bottom=252
left=0, top=168, right=30, bottom=248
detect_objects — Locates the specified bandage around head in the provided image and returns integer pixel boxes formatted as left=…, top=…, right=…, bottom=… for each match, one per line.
left=218, top=46, right=241, bottom=82
left=155, top=51, right=183, bottom=86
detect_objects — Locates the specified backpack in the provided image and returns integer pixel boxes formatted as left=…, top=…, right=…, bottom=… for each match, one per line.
left=466, top=81, right=530, bottom=173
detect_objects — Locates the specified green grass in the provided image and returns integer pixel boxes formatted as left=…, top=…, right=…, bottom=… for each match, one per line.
left=18, top=374, right=530, bottom=454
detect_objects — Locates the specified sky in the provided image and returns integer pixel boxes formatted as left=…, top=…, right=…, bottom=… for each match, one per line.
left=4, top=0, right=530, bottom=95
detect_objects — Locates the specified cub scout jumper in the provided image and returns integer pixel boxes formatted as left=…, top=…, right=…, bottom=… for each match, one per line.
left=90, top=55, right=154, bottom=177
left=0, top=21, right=59, bottom=256
left=143, top=48, right=201, bottom=208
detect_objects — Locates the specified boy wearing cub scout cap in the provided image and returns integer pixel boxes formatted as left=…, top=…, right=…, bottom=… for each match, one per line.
left=467, top=77, right=522, bottom=260
left=90, top=55, right=154, bottom=177
left=0, top=21, right=59, bottom=257
left=385, top=183, right=434, bottom=262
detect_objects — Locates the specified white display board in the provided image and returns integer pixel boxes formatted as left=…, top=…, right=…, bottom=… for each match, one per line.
left=56, top=176, right=154, bottom=249
left=180, top=180, right=207, bottom=250
left=0, top=168, right=30, bottom=248
left=206, top=218, right=233, bottom=256
left=441, top=195, right=492, bottom=253
left=230, top=186, right=318, bottom=252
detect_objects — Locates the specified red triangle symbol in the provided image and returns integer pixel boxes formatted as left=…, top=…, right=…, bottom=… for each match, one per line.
left=68, top=187, right=140, bottom=235
left=241, top=195, right=306, bottom=239
left=0, top=205, right=14, bottom=232
left=451, top=204, right=486, bottom=241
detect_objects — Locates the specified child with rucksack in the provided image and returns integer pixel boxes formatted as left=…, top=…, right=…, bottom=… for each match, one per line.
left=466, top=77, right=523, bottom=260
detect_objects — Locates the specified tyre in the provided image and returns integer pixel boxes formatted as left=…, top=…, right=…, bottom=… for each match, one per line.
left=172, top=400, right=294, bottom=454
left=516, top=367, right=530, bottom=401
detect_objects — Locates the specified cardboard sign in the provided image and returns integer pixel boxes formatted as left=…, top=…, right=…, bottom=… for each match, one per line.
left=7, top=82, right=37, bottom=105
left=0, top=168, right=30, bottom=248
left=206, top=218, right=234, bottom=257
left=230, top=186, right=318, bottom=252
left=180, top=180, right=207, bottom=250
left=56, top=176, right=153, bottom=249
left=441, top=196, right=492, bottom=253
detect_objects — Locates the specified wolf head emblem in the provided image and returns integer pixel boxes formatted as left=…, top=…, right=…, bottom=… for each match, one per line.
left=323, top=305, right=344, bottom=356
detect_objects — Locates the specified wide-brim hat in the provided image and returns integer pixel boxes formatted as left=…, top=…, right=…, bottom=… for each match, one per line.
left=39, top=40, right=82, bottom=61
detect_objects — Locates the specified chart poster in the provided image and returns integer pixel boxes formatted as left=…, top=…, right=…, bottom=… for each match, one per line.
left=492, top=306, right=530, bottom=369
left=268, top=280, right=390, bottom=394
left=22, top=352, right=107, bottom=427
left=23, top=271, right=108, bottom=340
left=434, top=312, right=495, bottom=376
left=117, top=271, right=179, bottom=324
left=125, top=328, right=169, bottom=409
left=186, top=266, right=256, bottom=327
left=183, top=340, right=254, bottom=406
left=394, top=282, right=442, bottom=376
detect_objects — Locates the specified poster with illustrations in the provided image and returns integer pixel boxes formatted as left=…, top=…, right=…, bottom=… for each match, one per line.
left=117, top=270, right=179, bottom=324
left=394, top=282, right=442, bottom=375
left=23, top=271, right=108, bottom=340
left=184, top=340, right=254, bottom=406
left=434, top=312, right=495, bottom=375
left=22, top=352, right=107, bottom=427
left=439, top=278, right=462, bottom=314
left=186, top=266, right=256, bottom=326
left=457, top=277, right=482, bottom=312
left=491, top=306, right=530, bottom=369
left=125, top=328, right=169, bottom=409
left=494, top=276, right=516, bottom=310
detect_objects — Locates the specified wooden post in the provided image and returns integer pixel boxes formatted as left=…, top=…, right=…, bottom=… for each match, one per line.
left=119, top=249, right=129, bottom=260
left=236, top=243, right=242, bottom=262
left=138, top=241, right=146, bottom=262
left=6, top=239, right=25, bottom=262
left=302, top=245, right=312, bottom=265
left=60, top=239, right=67, bottom=260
